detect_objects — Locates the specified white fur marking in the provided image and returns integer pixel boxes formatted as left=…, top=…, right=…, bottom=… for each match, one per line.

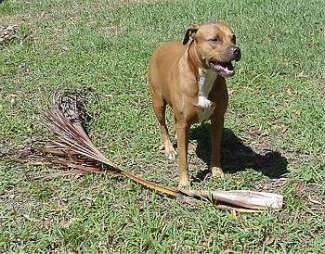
left=197, top=68, right=217, bottom=121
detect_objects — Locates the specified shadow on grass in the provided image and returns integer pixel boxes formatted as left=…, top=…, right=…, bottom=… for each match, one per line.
left=190, top=123, right=288, bottom=181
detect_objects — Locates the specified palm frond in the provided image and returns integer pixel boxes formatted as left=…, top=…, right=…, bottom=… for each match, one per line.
left=30, top=88, right=283, bottom=212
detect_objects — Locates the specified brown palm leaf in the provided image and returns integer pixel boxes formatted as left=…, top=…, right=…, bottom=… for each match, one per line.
left=34, top=89, right=283, bottom=212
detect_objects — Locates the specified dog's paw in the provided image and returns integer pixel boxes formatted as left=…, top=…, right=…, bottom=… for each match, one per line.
left=211, top=167, right=224, bottom=177
left=164, top=144, right=177, bottom=161
left=178, top=180, right=190, bottom=190
left=166, top=149, right=177, bottom=161
left=159, top=144, right=177, bottom=160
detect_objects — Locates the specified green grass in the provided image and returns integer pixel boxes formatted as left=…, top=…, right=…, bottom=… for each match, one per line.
left=1, top=0, right=324, bottom=252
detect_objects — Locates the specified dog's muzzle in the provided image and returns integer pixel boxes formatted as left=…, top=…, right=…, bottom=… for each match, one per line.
left=209, top=46, right=241, bottom=78
left=231, top=46, right=241, bottom=62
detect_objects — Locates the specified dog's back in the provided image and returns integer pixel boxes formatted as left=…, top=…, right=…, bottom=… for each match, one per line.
left=148, top=42, right=185, bottom=96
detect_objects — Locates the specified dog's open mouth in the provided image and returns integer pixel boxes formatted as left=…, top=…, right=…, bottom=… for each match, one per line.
left=209, top=61, right=235, bottom=77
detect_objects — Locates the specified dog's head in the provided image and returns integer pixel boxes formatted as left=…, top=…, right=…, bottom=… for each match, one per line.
left=183, top=21, right=241, bottom=78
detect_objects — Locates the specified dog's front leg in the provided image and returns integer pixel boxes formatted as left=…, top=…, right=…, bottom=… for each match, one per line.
left=175, top=121, right=190, bottom=188
left=210, top=116, right=224, bottom=177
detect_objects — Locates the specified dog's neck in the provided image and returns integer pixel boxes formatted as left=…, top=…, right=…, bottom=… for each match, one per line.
left=196, top=67, right=217, bottom=121
left=187, top=41, right=205, bottom=72
left=198, top=68, right=216, bottom=96
left=184, top=43, right=217, bottom=120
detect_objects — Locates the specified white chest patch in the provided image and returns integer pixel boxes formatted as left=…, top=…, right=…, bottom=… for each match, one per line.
left=197, top=68, right=217, bottom=121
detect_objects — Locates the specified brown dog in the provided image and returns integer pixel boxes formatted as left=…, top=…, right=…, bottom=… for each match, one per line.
left=148, top=21, right=241, bottom=188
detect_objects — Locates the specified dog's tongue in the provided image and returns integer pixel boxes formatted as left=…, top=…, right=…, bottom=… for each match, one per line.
left=210, top=61, right=234, bottom=77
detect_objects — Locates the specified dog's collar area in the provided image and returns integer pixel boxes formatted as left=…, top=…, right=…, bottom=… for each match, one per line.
left=187, top=40, right=207, bottom=70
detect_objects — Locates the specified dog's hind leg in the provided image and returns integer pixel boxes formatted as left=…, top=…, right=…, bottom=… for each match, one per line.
left=151, top=93, right=177, bottom=161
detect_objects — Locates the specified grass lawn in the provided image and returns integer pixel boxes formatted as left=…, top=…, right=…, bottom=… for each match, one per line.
left=0, top=0, right=324, bottom=252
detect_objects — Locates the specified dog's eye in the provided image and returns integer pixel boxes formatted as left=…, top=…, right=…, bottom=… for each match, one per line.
left=232, top=35, right=236, bottom=44
left=209, top=37, right=220, bottom=43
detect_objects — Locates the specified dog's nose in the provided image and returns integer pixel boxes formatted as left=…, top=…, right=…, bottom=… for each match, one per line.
left=231, top=47, right=241, bottom=61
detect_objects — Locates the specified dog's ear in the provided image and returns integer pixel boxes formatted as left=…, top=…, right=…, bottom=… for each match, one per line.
left=183, top=24, right=200, bottom=45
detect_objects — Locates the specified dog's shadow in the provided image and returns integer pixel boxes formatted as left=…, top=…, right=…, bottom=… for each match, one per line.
left=189, top=123, right=288, bottom=181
